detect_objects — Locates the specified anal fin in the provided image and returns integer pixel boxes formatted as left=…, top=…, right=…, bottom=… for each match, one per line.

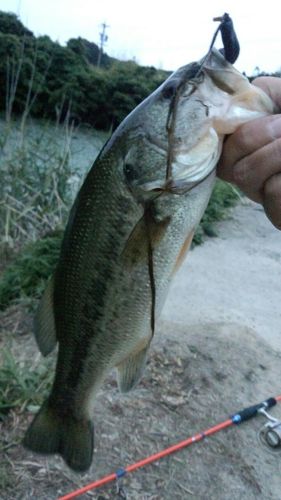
left=116, top=343, right=150, bottom=393
left=34, top=275, right=57, bottom=356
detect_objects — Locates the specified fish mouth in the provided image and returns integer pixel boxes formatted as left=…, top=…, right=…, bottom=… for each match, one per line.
left=165, top=166, right=216, bottom=193
left=141, top=128, right=220, bottom=195
left=139, top=165, right=216, bottom=195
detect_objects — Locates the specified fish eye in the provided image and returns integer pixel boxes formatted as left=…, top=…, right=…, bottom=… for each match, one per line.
left=161, top=82, right=178, bottom=99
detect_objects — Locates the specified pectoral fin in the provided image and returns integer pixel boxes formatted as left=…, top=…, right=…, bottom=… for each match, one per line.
left=34, top=275, right=57, bottom=356
left=116, top=342, right=150, bottom=393
left=122, top=211, right=170, bottom=268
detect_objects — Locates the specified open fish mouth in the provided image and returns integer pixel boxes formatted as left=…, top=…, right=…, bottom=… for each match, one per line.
left=138, top=166, right=217, bottom=194
left=140, top=116, right=220, bottom=195
left=140, top=46, right=275, bottom=196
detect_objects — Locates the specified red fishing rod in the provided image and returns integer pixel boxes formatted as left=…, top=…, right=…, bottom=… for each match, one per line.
left=58, top=395, right=281, bottom=500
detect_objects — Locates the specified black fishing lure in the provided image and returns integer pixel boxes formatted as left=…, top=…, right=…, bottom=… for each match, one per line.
left=213, top=12, right=240, bottom=64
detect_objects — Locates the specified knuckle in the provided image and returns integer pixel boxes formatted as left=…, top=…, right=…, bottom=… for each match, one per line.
left=233, top=124, right=253, bottom=153
left=232, top=160, right=249, bottom=187
left=270, top=137, right=281, bottom=162
left=264, top=173, right=281, bottom=200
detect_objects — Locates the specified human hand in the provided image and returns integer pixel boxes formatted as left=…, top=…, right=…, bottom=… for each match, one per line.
left=217, top=76, right=281, bottom=230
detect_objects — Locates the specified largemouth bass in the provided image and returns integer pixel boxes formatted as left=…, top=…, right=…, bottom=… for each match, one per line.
left=23, top=49, right=274, bottom=471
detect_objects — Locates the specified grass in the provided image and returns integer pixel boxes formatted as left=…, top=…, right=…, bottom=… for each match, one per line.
left=0, top=118, right=73, bottom=250
left=0, top=114, right=106, bottom=310
left=0, top=116, right=107, bottom=254
left=193, top=179, right=241, bottom=245
left=0, top=231, right=63, bottom=310
left=0, top=347, right=54, bottom=419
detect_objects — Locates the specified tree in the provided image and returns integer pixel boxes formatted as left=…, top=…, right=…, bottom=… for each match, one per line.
left=0, top=11, right=33, bottom=37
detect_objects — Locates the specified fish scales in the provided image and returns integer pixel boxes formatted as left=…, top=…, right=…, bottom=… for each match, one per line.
left=54, top=150, right=147, bottom=387
left=23, top=50, right=275, bottom=471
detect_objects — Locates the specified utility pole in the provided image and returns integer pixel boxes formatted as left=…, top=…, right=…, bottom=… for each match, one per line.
left=97, top=22, right=109, bottom=67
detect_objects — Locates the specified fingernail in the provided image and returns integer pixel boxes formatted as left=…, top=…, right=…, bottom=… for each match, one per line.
left=267, top=115, right=281, bottom=139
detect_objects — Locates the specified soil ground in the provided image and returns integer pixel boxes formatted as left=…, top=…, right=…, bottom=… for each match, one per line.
left=1, top=199, right=281, bottom=500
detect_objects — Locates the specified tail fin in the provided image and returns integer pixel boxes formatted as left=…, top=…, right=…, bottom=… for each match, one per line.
left=23, top=400, right=94, bottom=472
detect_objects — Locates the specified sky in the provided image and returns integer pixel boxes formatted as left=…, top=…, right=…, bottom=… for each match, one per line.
left=1, top=0, right=281, bottom=75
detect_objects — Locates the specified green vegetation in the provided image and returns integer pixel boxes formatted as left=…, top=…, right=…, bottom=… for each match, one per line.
left=193, top=180, right=241, bottom=244
left=0, top=347, right=53, bottom=418
left=0, top=118, right=75, bottom=249
left=0, top=232, right=63, bottom=310
left=1, top=11, right=279, bottom=133
left=0, top=11, right=167, bottom=131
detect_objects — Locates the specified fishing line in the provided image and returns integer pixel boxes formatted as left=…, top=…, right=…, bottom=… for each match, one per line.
left=165, top=88, right=181, bottom=182
left=143, top=12, right=240, bottom=333
left=164, top=13, right=239, bottom=193
left=165, top=83, right=197, bottom=185
left=195, top=12, right=240, bottom=79
left=144, top=205, right=156, bottom=337
left=58, top=395, right=281, bottom=500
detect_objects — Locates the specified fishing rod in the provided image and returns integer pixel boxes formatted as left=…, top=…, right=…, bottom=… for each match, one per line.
left=58, top=395, right=281, bottom=500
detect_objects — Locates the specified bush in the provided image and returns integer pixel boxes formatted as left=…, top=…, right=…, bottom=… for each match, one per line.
left=193, top=180, right=240, bottom=245
left=0, top=231, right=63, bottom=310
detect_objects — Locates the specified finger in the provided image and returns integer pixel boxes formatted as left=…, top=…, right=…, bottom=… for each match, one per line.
left=228, top=136, right=281, bottom=203
left=263, top=172, right=281, bottom=230
left=253, top=77, right=281, bottom=112
left=217, top=114, right=281, bottom=183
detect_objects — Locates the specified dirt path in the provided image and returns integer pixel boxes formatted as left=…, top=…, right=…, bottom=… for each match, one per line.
left=1, top=200, right=281, bottom=500
left=161, top=199, right=281, bottom=352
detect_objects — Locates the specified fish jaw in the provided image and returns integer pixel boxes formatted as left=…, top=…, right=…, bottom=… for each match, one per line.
left=122, top=49, right=275, bottom=198
left=167, top=127, right=221, bottom=193
left=201, top=50, right=276, bottom=134
left=167, top=51, right=275, bottom=193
